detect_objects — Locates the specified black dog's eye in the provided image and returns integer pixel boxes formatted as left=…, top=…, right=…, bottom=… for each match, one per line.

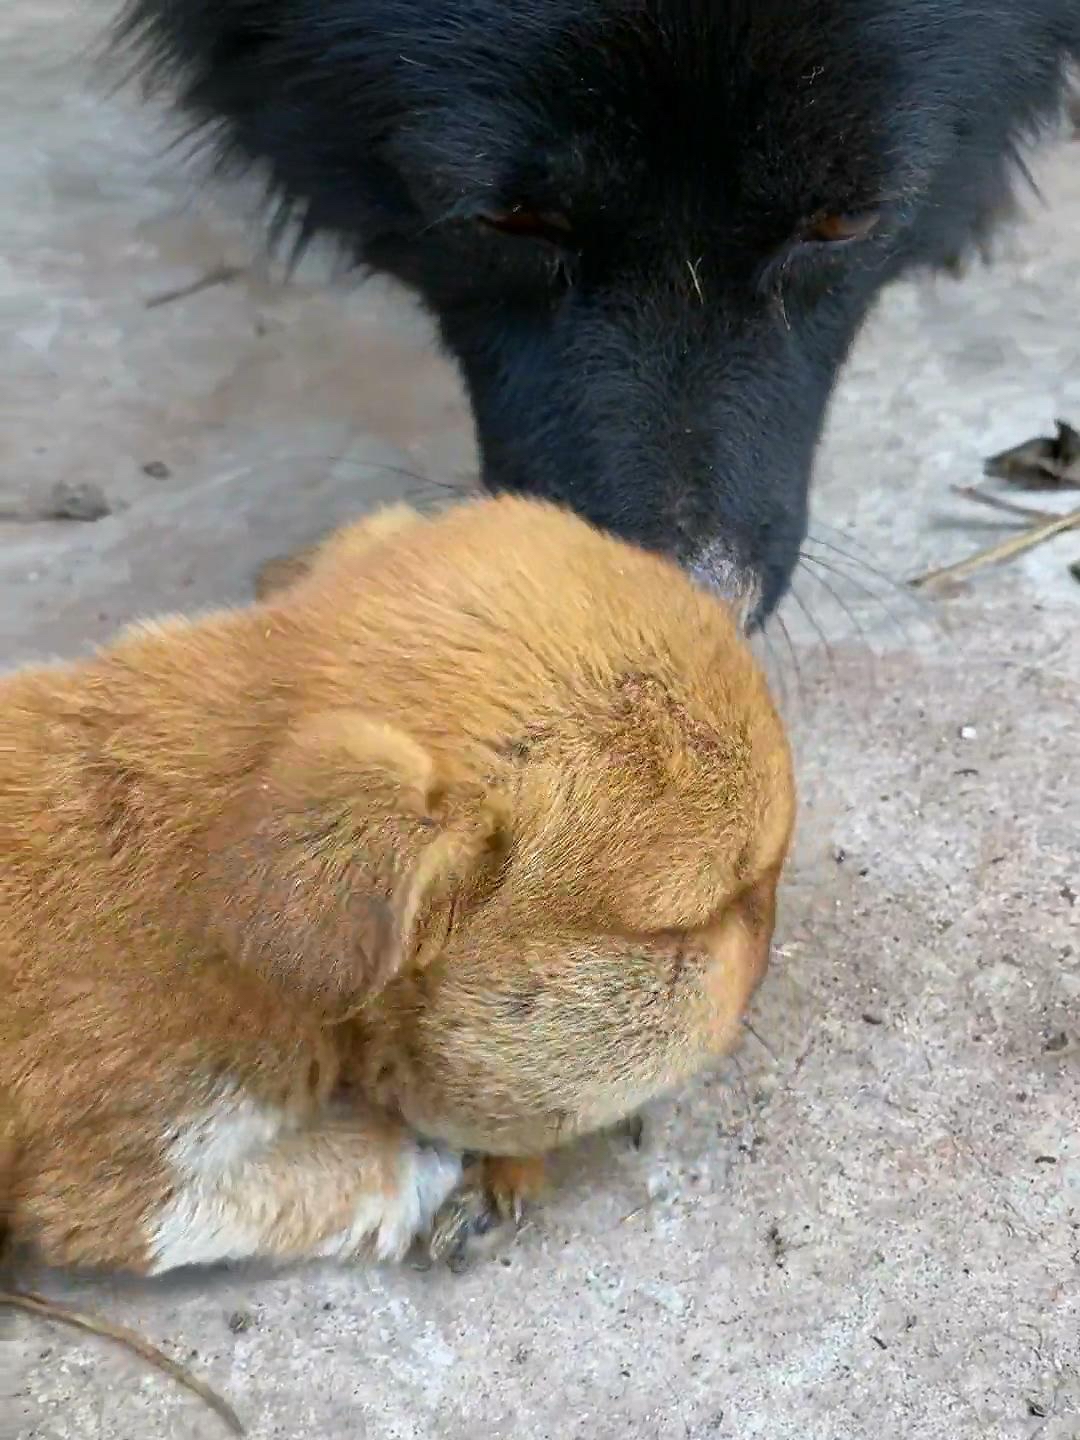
left=479, top=207, right=573, bottom=246
left=800, top=210, right=881, bottom=246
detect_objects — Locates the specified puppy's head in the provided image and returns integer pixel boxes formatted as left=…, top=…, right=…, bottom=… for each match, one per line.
left=119, top=0, right=1078, bottom=617
left=290, top=498, right=795, bottom=1153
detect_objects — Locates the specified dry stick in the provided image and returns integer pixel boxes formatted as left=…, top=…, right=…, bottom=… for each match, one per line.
left=909, top=506, right=1080, bottom=590
left=145, top=264, right=246, bottom=309
left=950, top=485, right=1059, bottom=524
left=0, top=1290, right=244, bottom=1436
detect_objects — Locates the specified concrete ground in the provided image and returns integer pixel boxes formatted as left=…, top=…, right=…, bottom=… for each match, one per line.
left=2, top=3, right=1078, bottom=1438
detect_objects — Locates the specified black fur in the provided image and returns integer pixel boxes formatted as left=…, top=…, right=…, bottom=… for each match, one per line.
left=117, top=0, right=1080, bottom=619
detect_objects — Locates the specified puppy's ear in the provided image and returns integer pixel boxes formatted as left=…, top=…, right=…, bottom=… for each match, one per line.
left=255, top=504, right=423, bottom=600
left=391, top=797, right=512, bottom=975
left=202, top=710, right=510, bottom=1013
left=254, top=544, right=324, bottom=601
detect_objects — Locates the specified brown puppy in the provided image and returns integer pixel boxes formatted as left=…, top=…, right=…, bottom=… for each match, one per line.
left=0, top=497, right=793, bottom=1274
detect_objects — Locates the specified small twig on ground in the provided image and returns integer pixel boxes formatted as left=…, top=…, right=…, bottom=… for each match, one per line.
left=0, top=1290, right=243, bottom=1435
left=616, top=1200, right=655, bottom=1226
left=742, top=1019, right=780, bottom=1061
left=0, top=482, right=112, bottom=524
left=949, top=485, right=1058, bottom=524
left=145, top=264, right=246, bottom=309
left=909, top=506, right=1080, bottom=590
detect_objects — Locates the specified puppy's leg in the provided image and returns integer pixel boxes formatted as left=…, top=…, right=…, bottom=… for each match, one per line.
left=14, top=962, right=460, bottom=1274
left=147, top=1108, right=461, bottom=1273
left=428, top=1155, right=547, bottom=1270
left=23, top=1093, right=459, bottom=1275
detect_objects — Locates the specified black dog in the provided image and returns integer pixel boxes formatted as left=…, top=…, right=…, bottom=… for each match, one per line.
left=118, top=0, right=1080, bottom=620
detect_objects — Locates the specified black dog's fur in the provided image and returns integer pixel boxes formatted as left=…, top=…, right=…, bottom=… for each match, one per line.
left=117, top=0, right=1080, bottom=618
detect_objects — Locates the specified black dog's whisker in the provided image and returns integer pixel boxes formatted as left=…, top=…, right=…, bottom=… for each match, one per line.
left=785, top=579, right=839, bottom=673
left=235, top=450, right=474, bottom=498
left=772, top=611, right=806, bottom=711
left=798, top=554, right=912, bottom=665
left=803, top=528, right=939, bottom=625
left=800, top=547, right=919, bottom=647
left=788, top=560, right=897, bottom=709
left=797, top=560, right=891, bottom=698
left=802, top=518, right=895, bottom=563
left=803, top=527, right=917, bottom=592
left=754, top=627, right=791, bottom=714
left=806, top=547, right=887, bottom=610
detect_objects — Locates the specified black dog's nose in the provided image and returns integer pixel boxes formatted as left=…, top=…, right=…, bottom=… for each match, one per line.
left=688, top=539, right=761, bottom=632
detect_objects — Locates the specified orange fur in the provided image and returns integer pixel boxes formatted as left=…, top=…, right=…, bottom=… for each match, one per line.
left=0, top=496, right=793, bottom=1272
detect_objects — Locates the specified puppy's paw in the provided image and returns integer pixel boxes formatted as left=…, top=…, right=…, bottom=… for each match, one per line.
left=427, top=1185, right=503, bottom=1273
left=427, top=1156, right=546, bottom=1272
left=315, top=1136, right=462, bottom=1264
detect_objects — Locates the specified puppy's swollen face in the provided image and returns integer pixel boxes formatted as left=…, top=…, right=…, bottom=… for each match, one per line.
left=119, top=0, right=1080, bottom=617
left=1, top=497, right=790, bottom=1271
left=271, top=498, right=796, bottom=1156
